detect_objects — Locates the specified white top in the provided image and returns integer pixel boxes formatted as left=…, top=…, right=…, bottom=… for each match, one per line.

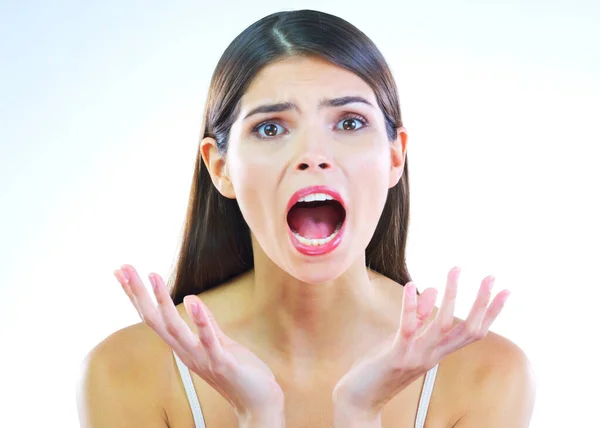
left=173, top=350, right=439, bottom=427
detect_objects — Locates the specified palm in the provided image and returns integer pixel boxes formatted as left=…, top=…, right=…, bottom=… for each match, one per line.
left=202, top=337, right=282, bottom=407
left=114, top=264, right=284, bottom=417
left=334, top=267, right=510, bottom=413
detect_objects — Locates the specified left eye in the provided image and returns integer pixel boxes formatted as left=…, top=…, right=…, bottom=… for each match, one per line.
left=335, top=116, right=367, bottom=131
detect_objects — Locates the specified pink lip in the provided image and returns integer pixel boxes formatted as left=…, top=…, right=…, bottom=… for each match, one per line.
left=286, top=185, right=347, bottom=213
left=285, top=185, right=347, bottom=256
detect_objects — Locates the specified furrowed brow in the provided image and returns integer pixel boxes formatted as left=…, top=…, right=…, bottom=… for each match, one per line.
left=243, top=96, right=374, bottom=120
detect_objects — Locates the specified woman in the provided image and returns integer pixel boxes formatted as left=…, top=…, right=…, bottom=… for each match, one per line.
left=77, top=9, right=536, bottom=428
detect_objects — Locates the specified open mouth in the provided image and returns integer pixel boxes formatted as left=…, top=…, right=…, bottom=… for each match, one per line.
left=286, top=198, right=347, bottom=247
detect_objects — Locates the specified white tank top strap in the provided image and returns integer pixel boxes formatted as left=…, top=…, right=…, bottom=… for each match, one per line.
left=415, top=363, right=439, bottom=428
left=172, top=349, right=438, bottom=428
left=172, top=350, right=207, bottom=428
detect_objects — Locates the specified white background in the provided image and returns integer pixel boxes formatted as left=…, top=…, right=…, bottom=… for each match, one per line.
left=1, top=0, right=598, bottom=426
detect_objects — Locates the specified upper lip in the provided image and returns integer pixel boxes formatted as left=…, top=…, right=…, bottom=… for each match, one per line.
left=286, top=185, right=347, bottom=213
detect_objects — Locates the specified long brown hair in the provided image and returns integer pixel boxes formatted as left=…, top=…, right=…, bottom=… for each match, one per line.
left=168, top=9, right=413, bottom=305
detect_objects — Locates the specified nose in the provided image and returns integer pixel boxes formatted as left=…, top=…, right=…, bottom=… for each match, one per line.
left=293, top=135, right=334, bottom=172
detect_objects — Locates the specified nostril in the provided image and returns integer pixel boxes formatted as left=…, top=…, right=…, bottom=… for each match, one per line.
left=297, top=162, right=330, bottom=170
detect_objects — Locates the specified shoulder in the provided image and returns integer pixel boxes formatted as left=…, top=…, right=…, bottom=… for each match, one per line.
left=464, top=331, right=536, bottom=397
left=76, top=322, right=172, bottom=427
left=76, top=278, right=245, bottom=427
left=450, top=330, right=537, bottom=427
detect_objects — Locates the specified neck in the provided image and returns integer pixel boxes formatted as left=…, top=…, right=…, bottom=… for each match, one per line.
left=247, top=243, right=395, bottom=370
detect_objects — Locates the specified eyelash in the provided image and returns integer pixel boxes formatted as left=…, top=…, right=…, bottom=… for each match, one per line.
left=251, top=113, right=369, bottom=140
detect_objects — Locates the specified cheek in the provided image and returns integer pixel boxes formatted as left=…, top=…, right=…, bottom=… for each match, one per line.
left=347, top=146, right=391, bottom=185
left=227, top=150, right=278, bottom=227
left=347, top=148, right=391, bottom=218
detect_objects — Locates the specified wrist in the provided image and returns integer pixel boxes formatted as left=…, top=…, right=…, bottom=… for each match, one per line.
left=332, top=398, right=382, bottom=428
left=238, top=403, right=285, bottom=428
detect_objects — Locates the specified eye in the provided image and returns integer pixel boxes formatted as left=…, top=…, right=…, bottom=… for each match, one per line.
left=251, top=113, right=368, bottom=140
left=253, top=122, right=286, bottom=139
left=335, top=114, right=367, bottom=131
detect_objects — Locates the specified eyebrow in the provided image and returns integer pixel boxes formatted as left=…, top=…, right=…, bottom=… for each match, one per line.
left=243, top=96, right=375, bottom=120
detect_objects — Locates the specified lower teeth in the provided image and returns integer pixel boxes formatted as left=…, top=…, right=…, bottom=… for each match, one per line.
left=293, top=223, right=342, bottom=247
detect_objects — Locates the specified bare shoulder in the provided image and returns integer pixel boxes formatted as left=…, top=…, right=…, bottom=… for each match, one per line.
left=77, top=276, right=250, bottom=427
left=373, top=272, right=535, bottom=426
left=77, top=322, right=172, bottom=427
left=447, top=327, right=537, bottom=427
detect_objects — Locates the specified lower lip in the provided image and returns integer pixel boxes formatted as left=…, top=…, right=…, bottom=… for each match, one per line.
left=287, top=221, right=346, bottom=256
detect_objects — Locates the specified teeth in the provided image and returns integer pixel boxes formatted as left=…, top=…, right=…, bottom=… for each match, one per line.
left=293, top=223, right=342, bottom=246
left=297, top=192, right=335, bottom=203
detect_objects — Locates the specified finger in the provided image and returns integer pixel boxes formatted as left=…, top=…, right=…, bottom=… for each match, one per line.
left=114, top=268, right=133, bottom=300
left=434, top=267, right=460, bottom=334
left=436, top=288, right=508, bottom=358
left=417, top=288, right=438, bottom=321
left=114, top=268, right=144, bottom=319
left=394, top=282, right=419, bottom=346
left=120, top=265, right=164, bottom=329
left=120, top=266, right=199, bottom=367
left=190, top=295, right=232, bottom=345
left=480, top=289, right=510, bottom=332
left=184, top=296, right=228, bottom=369
left=149, top=273, right=205, bottom=355
left=464, top=276, right=495, bottom=332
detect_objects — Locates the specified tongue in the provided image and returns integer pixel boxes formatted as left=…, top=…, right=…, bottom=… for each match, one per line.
left=288, top=204, right=339, bottom=239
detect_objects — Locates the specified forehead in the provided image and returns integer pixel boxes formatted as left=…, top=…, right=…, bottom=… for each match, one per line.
left=240, top=56, right=376, bottom=107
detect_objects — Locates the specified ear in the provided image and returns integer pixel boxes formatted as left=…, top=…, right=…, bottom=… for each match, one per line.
left=200, top=137, right=236, bottom=199
left=388, top=127, right=408, bottom=188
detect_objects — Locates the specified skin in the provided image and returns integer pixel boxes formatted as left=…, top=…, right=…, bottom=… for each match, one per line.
left=77, top=56, right=536, bottom=427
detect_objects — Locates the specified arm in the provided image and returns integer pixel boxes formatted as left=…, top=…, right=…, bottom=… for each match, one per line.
left=76, top=332, right=169, bottom=428
left=453, top=342, right=536, bottom=427
left=238, top=409, right=286, bottom=428
left=332, top=401, right=381, bottom=428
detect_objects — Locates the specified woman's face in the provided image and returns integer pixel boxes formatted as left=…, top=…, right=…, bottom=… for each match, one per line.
left=212, top=55, right=406, bottom=283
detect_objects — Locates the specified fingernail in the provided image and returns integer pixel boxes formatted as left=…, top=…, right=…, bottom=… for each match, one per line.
left=120, top=267, right=130, bottom=282
left=115, top=269, right=128, bottom=283
left=192, top=302, right=200, bottom=316
left=148, top=274, right=156, bottom=290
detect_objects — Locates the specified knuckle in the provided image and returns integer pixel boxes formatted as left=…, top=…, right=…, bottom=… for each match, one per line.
left=474, top=329, right=487, bottom=340
left=141, top=315, right=157, bottom=329
left=165, top=322, right=180, bottom=338
left=465, top=325, right=481, bottom=339
left=438, top=320, right=453, bottom=334
left=200, top=333, right=214, bottom=348
left=402, top=326, right=416, bottom=340
left=192, top=340, right=206, bottom=354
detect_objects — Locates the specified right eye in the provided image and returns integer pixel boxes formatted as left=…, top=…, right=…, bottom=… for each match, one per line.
left=252, top=121, right=286, bottom=139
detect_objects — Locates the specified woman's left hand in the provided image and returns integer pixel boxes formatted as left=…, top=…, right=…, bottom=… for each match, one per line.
left=332, top=267, right=511, bottom=422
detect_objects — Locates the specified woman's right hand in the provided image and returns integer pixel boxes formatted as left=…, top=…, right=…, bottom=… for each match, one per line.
left=113, top=264, right=285, bottom=426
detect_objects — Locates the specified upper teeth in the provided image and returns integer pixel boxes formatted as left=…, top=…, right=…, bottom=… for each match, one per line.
left=297, top=192, right=335, bottom=203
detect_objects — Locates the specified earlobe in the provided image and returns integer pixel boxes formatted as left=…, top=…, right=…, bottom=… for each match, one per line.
left=389, top=127, right=408, bottom=188
left=200, top=137, right=236, bottom=199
